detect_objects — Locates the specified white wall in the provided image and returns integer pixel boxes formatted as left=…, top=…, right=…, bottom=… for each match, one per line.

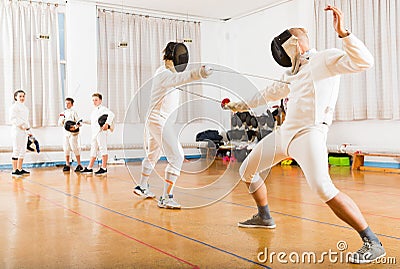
left=328, top=121, right=400, bottom=152
left=221, top=0, right=315, bottom=115
left=225, top=0, right=315, bottom=85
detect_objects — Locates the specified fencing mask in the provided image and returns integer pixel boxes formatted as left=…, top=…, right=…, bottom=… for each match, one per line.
left=271, top=29, right=301, bottom=74
left=64, top=120, right=80, bottom=133
left=98, top=114, right=115, bottom=131
left=98, top=114, right=109, bottom=128
left=164, top=42, right=189, bottom=72
left=27, top=136, right=40, bottom=153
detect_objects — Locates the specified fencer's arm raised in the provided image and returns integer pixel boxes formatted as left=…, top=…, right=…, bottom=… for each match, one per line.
left=324, top=5, right=374, bottom=74
left=159, top=66, right=211, bottom=89
left=324, top=35, right=374, bottom=75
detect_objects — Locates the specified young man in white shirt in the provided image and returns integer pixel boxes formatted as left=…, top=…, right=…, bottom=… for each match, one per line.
left=81, top=93, right=115, bottom=175
left=58, top=97, right=83, bottom=172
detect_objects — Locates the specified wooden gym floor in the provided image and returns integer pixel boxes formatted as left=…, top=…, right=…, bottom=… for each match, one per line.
left=0, top=159, right=399, bottom=268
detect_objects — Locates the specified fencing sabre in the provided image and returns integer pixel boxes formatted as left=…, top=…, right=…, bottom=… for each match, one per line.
left=209, top=68, right=290, bottom=85
left=176, top=87, right=230, bottom=109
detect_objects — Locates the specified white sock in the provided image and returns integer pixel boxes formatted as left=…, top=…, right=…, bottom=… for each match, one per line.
left=140, top=167, right=152, bottom=187
left=163, top=173, right=178, bottom=198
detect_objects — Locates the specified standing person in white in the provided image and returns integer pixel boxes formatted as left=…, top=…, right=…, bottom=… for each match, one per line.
left=58, top=97, right=83, bottom=172
left=225, top=6, right=385, bottom=264
left=9, top=90, right=31, bottom=176
left=133, top=42, right=212, bottom=209
left=81, top=93, right=115, bottom=176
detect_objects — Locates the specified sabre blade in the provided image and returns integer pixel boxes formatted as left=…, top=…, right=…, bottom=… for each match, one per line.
left=211, top=68, right=290, bottom=84
left=176, top=87, right=221, bottom=104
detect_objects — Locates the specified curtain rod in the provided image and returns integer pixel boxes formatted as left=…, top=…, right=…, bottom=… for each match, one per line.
left=12, top=0, right=66, bottom=7
left=97, top=7, right=201, bottom=24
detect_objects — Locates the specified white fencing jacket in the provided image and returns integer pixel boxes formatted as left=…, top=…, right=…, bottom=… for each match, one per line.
left=90, top=105, right=115, bottom=138
left=244, top=34, right=374, bottom=151
left=58, top=108, right=80, bottom=135
left=9, top=102, right=30, bottom=130
left=147, top=65, right=202, bottom=121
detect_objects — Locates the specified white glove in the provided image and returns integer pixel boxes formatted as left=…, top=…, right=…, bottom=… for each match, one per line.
left=225, top=102, right=250, bottom=112
left=199, top=65, right=213, bottom=78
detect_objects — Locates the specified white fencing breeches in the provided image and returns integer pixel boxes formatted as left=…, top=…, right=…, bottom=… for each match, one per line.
left=63, top=133, right=80, bottom=156
left=90, top=130, right=108, bottom=157
left=239, top=125, right=339, bottom=202
left=11, top=127, right=27, bottom=159
left=142, top=117, right=184, bottom=176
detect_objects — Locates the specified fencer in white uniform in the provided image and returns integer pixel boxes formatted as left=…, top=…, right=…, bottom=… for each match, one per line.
left=81, top=93, right=115, bottom=175
left=133, top=42, right=212, bottom=209
left=225, top=6, right=385, bottom=264
left=9, top=90, right=31, bottom=176
left=58, top=97, right=83, bottom=172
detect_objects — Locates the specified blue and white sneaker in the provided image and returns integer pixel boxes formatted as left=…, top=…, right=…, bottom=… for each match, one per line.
left=133, top=185, right=155, bottom=199
left=157, top=195, right=181, bottom=209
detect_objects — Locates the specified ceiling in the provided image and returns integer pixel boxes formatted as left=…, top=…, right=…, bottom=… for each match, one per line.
left=91, top=0, right=291, bottom=21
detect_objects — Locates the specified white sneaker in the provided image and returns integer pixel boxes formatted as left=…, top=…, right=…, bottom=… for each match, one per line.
left=133, top=185, right=155, bottom=198
left=348, top=237, right=386, bottom=264
left=157, top=195, right=181, bottom=209
left=238, top=214, right=276, bottom=229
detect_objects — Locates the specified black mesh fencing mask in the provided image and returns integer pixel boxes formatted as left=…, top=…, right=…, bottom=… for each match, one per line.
left=27, top=137, right=40, bottom=153
left=64, top=120, right=80, bottom=133
left=98, top=114, right=111, bottom=129
left=164, top=42, right=189, bottom=72
left=271, top=30, right=292, bottom=67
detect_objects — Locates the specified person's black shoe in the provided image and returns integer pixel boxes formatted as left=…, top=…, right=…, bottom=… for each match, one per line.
left=94, top=168, right=107, bottom=175
left=81, top=167, right=93, bottom=174
left=11, top=170, right=23, bottom=177
left=63, top=166, right=70, bottom=172
left=20, top=169, right=30, bottom=175
left=74, top=165, right=83, bottom=172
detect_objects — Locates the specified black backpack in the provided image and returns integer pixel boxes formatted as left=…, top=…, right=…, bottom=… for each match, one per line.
left=196, top=130, right=223, bottom=148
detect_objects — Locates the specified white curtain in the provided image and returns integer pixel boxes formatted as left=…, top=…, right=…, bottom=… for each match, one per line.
left=0, top=1, right=62, bottom=127
left=315, top=0, right=400, bottom=120
left=97, top=9, right=202, bottom=123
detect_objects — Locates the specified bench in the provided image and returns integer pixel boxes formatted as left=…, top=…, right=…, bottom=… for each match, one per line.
left=352, top=152, right=400, bottom=174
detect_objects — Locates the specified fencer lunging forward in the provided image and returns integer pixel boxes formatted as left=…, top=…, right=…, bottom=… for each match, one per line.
left=225, top=6, right=385, bottom=264
left=134, top=42, right=212, bottom=209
